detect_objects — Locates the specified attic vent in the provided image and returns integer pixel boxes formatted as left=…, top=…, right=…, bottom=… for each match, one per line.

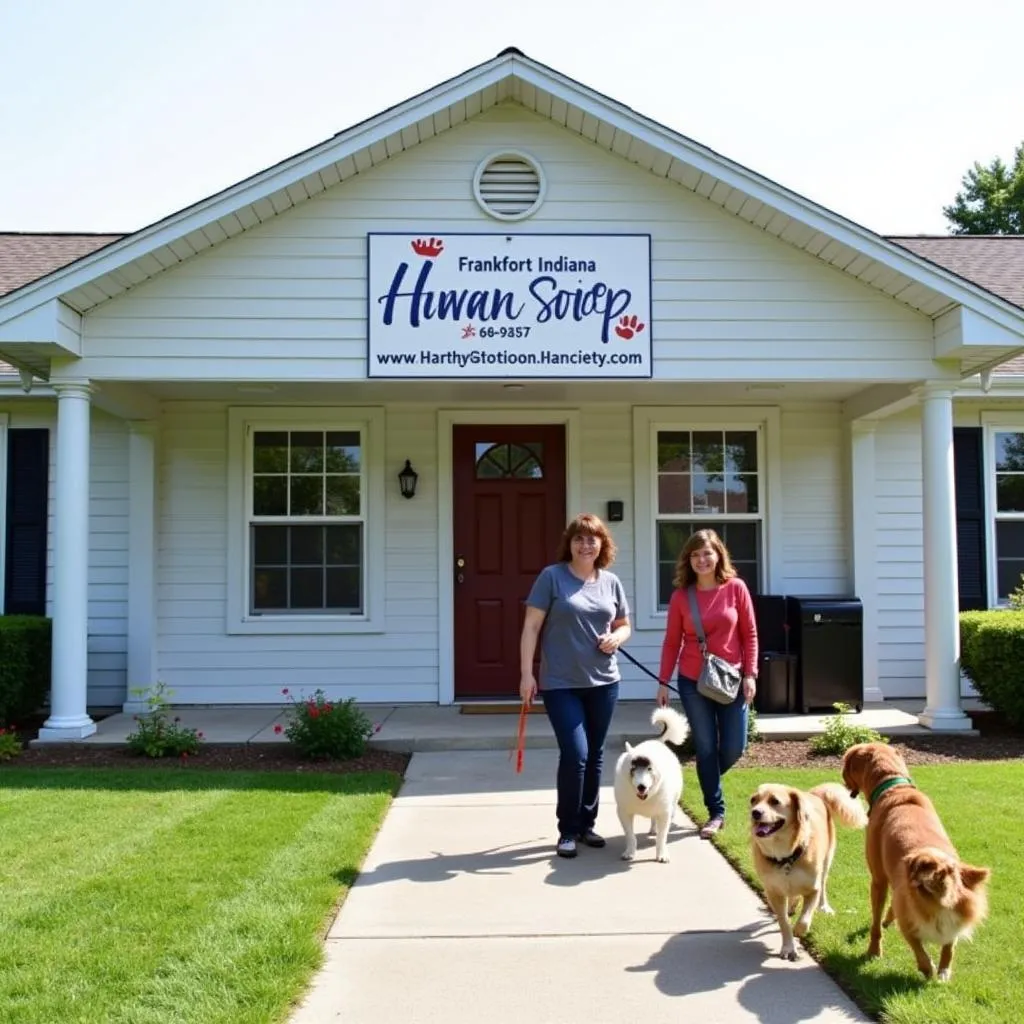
left=473, top=151, right=546, bottom=221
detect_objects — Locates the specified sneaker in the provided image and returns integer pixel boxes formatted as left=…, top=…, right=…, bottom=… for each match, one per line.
left=699, top=816, right=724, bottom=840
left=577, top=829, right=606, bottom=848
left=556, top=836, right=578, bottom=858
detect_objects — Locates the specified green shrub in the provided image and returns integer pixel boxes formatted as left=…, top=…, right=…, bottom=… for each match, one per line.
left=809, top=701, right=887, bottom=756
left=0, top=724, right=22, bottom=761
left=960, top=609, right=1024, bottom=727
left=278, top=688, right=373, bottom=760
left=126, top=682, right=203, bottom=758
left=0, top=616, right=51, bottom=725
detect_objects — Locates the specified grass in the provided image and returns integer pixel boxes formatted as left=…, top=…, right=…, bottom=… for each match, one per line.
left=681, top=762, right=1022, bottom=1024
left=0, top=767, right=401, bottom=1024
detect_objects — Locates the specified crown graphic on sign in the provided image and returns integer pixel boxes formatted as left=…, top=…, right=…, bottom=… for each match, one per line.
left=411, top=237, right=444, bottom=257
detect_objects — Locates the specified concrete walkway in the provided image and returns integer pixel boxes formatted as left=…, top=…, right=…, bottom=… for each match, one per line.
left=288, top=748, right=868, bottom=1024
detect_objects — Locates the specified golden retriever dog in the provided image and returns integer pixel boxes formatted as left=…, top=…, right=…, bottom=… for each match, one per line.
left=842, top=742, right=991, bottom=982
left=749, top=782, right=867, bottom=961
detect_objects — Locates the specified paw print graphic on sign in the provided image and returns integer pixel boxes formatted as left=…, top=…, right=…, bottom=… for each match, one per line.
left=614, top=314, right=645, bottom=340
left=411, top=237, right=444, bottom=257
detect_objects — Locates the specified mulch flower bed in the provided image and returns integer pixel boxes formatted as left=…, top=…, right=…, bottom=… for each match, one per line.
left=3, top=711, right=1020, bottom=777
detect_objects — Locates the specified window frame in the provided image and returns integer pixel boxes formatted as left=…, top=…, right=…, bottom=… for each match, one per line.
left=632, top=406, right=781, bottom=630
left=227, top=406, right=385, bottom=634
left=981, top=412, right=1024, bottom=607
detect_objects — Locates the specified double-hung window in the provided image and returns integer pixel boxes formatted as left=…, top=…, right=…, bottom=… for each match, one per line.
left=633, top=408, right=778, bottom=628
left=227, top=407, right=384, bottom=634
left=983, top=416, right=1024, bottom=603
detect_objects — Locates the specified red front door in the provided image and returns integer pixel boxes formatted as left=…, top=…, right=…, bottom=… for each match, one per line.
left=453, top=424, right=566, bottom=699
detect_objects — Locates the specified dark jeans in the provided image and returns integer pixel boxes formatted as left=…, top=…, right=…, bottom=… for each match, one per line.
left=676, top=675, right=748, bottom=819
left=541, top=682, right=619, bottom=838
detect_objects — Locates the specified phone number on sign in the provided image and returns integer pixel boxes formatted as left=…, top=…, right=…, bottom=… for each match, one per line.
left=477, top=326, right=532, bottom=338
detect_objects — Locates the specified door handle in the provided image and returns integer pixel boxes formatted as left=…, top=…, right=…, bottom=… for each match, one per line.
left=455, top=555, right=465, bottom=584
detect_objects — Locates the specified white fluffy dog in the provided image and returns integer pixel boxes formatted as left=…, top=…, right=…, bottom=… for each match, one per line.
left=614, top=707, right=689, bottom=863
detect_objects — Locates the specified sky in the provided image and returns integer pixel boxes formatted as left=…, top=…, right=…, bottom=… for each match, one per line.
left=1, top=0, right=1022, bottom=237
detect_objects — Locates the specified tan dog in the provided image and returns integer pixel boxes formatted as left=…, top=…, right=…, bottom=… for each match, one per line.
left=749, top=782, right=868, bottom=960
left=842, top=742, right=991, bottom=982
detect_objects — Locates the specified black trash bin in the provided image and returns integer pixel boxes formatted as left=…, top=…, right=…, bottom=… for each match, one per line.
left=786, top=597, right=863, bottom=713
left=756, top=652, right=798, bottom=714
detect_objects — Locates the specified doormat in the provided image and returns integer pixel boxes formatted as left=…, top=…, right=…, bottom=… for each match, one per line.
left=459, top=703, right=547, bottom=715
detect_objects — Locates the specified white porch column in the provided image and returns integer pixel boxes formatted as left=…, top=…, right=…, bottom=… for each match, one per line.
left=850, top=419, right=884, bottom=703
left=124, top=421, right=159, bottom=712
left=917, top=384, right=972, bottom=731
left=39, top=382, right=96, bottom=741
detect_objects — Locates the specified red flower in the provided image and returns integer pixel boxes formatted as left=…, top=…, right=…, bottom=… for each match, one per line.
left=282, top=687, right=289, bottom=695
left=197, top=732, right=204, bottom=739
left=180, top=751, right=189, bottom=761
left=274, top=724, right=283, bottom=734
left=309, top=708, right=320, bottom=720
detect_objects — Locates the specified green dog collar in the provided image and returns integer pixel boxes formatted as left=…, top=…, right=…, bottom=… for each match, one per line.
left=868, top=775, right=914, bottom=809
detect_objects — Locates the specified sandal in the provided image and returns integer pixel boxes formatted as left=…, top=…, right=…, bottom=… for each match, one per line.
left=699, top=816, right=724, bottom=839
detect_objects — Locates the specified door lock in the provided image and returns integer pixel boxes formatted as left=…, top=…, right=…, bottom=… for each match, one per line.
left=455, top=555, right=465, bottom=584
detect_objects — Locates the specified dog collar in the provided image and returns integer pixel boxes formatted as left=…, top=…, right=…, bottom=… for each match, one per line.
left=867, top=776, right=914, bottom=810
left=765, top=844, right=804, bottom=870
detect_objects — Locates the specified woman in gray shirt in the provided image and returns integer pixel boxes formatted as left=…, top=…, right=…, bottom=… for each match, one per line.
left=520, top=513, right=632, bottom=858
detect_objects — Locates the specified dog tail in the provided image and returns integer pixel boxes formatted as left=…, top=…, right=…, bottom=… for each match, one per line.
left=651, top=706, right=689, bottom=747
left=810, top=782, right=868, bottom=829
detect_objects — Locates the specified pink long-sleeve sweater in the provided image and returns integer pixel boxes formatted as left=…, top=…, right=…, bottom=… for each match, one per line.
left=658, top=577, right=759, bottom=684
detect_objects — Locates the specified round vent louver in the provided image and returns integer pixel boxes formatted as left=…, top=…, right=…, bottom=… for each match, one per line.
left=473, top=150, right=546, bottom=221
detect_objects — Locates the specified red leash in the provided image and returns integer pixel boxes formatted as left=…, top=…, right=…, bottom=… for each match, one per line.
left=511, top=699, right=530, bottom=773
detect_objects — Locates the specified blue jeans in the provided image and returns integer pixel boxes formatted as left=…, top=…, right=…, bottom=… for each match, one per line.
left=542, top=682, right=619, bottom=838
left=676, top=675, right=748, bottom=819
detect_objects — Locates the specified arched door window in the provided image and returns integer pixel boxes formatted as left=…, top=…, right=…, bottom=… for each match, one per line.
left=474, top=442, right=544, bottom=479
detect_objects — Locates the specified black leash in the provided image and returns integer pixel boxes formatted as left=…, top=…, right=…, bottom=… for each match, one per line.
left=616, top=646, right=682, bottom=696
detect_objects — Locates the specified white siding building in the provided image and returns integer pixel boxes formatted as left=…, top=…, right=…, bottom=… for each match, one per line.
left=2, top=49, right=1023, bottom=739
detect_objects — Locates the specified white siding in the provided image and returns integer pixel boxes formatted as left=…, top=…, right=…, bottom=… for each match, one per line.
left=0, top=401, right=128, bottom=708
left=874, top=411, right=925, bottom=697
left=80, top=106, right=935, bottom=383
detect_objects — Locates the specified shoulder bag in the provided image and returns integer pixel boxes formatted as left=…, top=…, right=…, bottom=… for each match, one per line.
left=687, top=586, right=742, bottom=705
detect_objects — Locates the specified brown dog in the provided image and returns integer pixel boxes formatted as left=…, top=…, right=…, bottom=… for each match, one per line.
left=842, top=742, right=990, bottom=982
left=749, top=782, right=867, bottom=960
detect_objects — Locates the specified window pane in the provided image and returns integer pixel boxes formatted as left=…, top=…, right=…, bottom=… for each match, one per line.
left=290, top=567, right=323, bottom=609
left=326, top=475, right=360, bottom=515
left=657, top=432, right=690, bottom=472
left=996, top=475, right=1024, bottom=513
left=725, top=431, right=758, bottom=473
left=691, top=431, right=722, bottom=474
left=290, top=475, right=323, bottom=516
left=290, top=431, right=323, bottom=473
left=326, top=431, right=361, bottom=472
left=253, top=432, right=288, bottom=473
left=996, top=521, right=1024, bottom=599
left=509, top=443, right=543, bottom=478
left=253, top=524, right=287, bottom=563
left=657, top=474, right=691, bottom=514
left=995, top=432, right=1024, bottom=472
left=327, top=567, right=362, bottom=612
left=326, top=524, right=361, bottom=564
left=656, top=519, right=762, bottom=607
left=290, top=526, right=323, bottom=565
left=253, top=567, right=287, bottom=610
left=692, top=474, right=724, bottom=513
left=725, top=474, right=758, bottom=513
left=253, top=476, right=287, bottom=516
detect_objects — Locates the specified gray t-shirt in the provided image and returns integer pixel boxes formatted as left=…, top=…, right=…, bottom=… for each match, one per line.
left=526, top=562, right=630, bottom=690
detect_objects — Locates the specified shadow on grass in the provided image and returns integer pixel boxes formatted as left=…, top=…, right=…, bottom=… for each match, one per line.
left=0, top=765, right=402, bottom=796
left=816, top=949, right=928, bottom=1016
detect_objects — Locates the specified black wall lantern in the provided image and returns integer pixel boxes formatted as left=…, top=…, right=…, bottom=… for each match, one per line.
left=398, top=459, right=419, bottom=499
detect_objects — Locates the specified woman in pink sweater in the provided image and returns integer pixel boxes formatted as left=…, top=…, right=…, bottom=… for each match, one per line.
left=657, top=529, right=758, bottom=838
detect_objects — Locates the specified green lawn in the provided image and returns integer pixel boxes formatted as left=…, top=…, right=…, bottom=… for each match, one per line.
left=682, top=761, right=1021, bottom=1024
left=0, top=767, right=400, bottom=1024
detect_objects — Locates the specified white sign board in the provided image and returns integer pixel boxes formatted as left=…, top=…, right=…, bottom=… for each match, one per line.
left=367, top=233, right=652, bottom=378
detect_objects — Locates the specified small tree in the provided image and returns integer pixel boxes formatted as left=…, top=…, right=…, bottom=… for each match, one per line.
left=943, top=142, right=1024, bottom=235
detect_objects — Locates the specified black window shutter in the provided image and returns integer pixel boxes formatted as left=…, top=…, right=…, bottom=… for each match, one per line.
left=5, top=428, right=50, bottom=616
left=953, top=427, right=988, bottom=611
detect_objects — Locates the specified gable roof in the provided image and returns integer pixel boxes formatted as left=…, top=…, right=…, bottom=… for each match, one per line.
left=0, top=233, right=124, bottom=298
left=2, top=47, right=1024, bottom=374
left=887, top=236, right=1024, bottom=309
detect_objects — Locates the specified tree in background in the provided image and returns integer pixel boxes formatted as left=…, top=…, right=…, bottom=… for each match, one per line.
left=943, top=142, right=1024, bottom=234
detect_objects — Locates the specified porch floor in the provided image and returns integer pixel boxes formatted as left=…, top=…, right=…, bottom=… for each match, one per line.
left=62, top=699, right=983, bottom=752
